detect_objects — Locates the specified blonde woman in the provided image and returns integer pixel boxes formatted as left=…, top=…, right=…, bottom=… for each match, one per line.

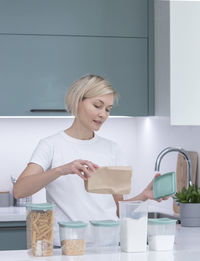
left=14, top=75, right=164, bottom=246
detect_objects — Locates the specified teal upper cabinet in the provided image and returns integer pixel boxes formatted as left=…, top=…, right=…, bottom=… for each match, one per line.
left=0, top=0, right=154, bottom=116
left=0, top=36, right=147, bottom=116
left=0, top=0, right=147, bottom=37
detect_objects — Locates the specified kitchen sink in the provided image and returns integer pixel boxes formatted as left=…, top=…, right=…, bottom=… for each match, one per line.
left=148, top=212, right=181, bottom=224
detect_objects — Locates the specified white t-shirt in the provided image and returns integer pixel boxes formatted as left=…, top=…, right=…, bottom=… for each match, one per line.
left=29, top=131, right=124, bottom=246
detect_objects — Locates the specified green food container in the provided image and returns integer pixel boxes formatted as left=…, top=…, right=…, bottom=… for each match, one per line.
left=58, top=221, right=88, bottom=256
left=90, top=220, right=120, bottom=253
left=148, top=218, right=177, bottom=251
left=153, top=172, right=176, bottom=199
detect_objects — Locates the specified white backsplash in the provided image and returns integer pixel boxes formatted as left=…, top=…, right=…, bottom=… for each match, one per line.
left=0, top=116, right=200, bottom=213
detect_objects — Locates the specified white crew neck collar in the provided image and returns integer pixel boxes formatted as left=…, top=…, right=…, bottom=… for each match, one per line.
left=60, top=131, right=99, bottom=144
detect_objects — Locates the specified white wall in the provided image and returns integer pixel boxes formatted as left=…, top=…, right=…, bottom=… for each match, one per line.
left=170, top=1, right=200, bottom=125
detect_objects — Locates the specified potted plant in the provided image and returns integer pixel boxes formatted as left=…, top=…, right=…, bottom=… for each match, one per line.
left=174, top=185, right=200, bottom=226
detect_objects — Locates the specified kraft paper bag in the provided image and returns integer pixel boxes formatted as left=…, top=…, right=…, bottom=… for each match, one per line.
left=84, top=166, right=132, bottom=195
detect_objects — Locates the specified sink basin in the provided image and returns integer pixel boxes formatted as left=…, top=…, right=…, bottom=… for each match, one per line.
left=148, top=212, right=181, bottom=224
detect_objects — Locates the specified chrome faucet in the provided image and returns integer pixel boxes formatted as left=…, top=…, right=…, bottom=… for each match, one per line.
left=154, top=147, right=192, bottom=187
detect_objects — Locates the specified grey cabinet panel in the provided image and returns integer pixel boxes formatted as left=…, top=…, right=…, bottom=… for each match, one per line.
left=0, top=221, right=26, bottom=250
left=0, top=0, right=147, bottom=37
left=0, top=35, right=148, bottom=116
left=148, top=0, right=155, bottom=115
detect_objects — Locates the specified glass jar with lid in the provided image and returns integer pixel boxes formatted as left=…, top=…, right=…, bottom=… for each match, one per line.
left=58, top=221, right=88, bottom=255
left=26, top=203, right=54, bottom=256
left=90, top=220, right=120, bottom=253
left=148, top=218, right=177, bottom=251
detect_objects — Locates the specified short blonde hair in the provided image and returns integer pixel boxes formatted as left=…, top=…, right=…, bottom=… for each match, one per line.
left=65, top=75, right=118, bottom=116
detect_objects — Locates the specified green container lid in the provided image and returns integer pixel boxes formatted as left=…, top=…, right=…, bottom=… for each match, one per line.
left=153, top=172, right=176, bottom=200
left=58, top=221, right=88, bottom=228
left=148, top=218, right=177, bottom=225
left=26, top=202, right=54, bottom=210
left=90, top=220, right=120, bottom=227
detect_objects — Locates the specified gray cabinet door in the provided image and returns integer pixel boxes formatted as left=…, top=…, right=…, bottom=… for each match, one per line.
left=0, top=35, right=148, bottom=116
left=0, top=0, right=147, bottom=37
left=0, top=221, right=26, bottom=250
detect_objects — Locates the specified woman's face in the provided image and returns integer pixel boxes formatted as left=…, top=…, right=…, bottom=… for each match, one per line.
left=77, top=93, right=114, bottom=131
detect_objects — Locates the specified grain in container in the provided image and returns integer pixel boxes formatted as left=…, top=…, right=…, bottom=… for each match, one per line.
left=58, top=221, right=87, bottom=255
left=26, top=203, right=54, bottom=256
left=119, top=201, right=148, bottom=252
left=148, top=218, right=177, bottom=251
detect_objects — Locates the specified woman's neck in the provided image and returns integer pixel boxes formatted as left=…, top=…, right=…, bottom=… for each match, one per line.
left=64, top=120, right=94, bottom=140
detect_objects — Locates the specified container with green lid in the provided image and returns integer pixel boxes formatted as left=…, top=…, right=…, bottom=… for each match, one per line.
left=58, top=221, right=88, bottom=256
left=26, top=202, right=54, bottom=256
left=148, top=218, right=177, bottom=251
left=58, top=221, right=87, bottom=228
left=148, top=218, right=177, bottom=225
left=153, top=172, right=176, bottom=200
left=26, top=202, right=54, bottom=210
left=90, top=220, right=120, bottom=227
left=90, top=220, right=120, bottom=253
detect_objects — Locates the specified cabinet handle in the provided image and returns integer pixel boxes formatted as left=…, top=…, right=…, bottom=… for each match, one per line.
left=30, top=109, right=67, bottom=112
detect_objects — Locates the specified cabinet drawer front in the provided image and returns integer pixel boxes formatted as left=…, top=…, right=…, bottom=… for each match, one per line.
left=0, top=228, right=26, bottom=250
left=0, top=222, right=26, bottom=250
left=0, top=0, right=147, bottom=37
left=0, top=35, right=148, bottom=116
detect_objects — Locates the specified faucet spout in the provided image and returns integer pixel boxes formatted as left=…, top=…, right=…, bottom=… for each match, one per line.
left=154, top=147, right=192, bottom=187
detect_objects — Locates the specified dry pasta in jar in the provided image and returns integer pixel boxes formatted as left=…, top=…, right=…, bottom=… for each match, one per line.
left=26, top=203, right=54, bottom=256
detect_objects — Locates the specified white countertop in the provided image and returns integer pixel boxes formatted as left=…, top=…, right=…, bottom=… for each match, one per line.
left=0, top=207, right=26, bottom=222
left=0, top=225, right=200, bottom=260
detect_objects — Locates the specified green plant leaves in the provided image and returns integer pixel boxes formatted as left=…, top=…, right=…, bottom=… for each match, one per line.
left=173, top=185, right=200, bottom=203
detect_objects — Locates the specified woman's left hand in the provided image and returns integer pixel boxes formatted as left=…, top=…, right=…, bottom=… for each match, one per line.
left=142, top=173, right=169, bottom=202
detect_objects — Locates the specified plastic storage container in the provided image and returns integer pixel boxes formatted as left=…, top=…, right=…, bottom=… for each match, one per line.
left=26, top=203, right=54, bottom=256
left=58, top=221, right=87, bottom=256
left=90, top=220, right=120, bottom=253
left=148, top=218, right=177, bottom=251
left=119, top=201, right=148, bottom=252
left=153, top=172, right=176, bottom=199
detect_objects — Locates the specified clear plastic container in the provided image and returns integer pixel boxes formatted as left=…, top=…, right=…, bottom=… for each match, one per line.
left=58, top=221, right=88, bottom=255
left=90, top=220, right=120, bottom=253
left=148, top=218, right=177, bottom=251
left=119, top=201, right=148, bottom=252
left=26, top=203, right=54, bottom=256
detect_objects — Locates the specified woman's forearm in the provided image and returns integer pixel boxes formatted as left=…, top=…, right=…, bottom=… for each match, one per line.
left=14, top=159, right=97, bottom=199
left=123, top=192, right=148, bottom=202
left=13, top=167, right=62, bottom=199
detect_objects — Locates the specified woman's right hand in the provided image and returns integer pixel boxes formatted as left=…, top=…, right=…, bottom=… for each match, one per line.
left=142, top=173, right=169, bottom=201
left=59, top=159, right=99, bottom=180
